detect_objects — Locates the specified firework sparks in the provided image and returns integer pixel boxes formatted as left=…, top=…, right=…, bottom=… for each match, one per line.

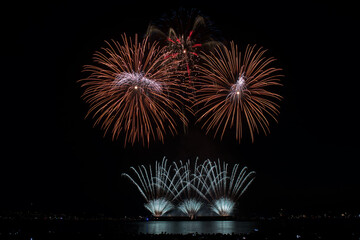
left=163, top=29, right=202, bottom=80
left=80, top=34, right=187, bottom=147
left=178, top=198, right=203, bottom=219
left=173, top=159, right=205, bottom=218
left=210, top=197, right=236, bottom=216
left=194, top=42, right=283, bottom=143
left=122, top=157, right=255, bottom=217
left=146, top=9, right=217, bottom=79
left=196, top=159, right=256, bottom=216
left=122, top=157, right=181, bottom=216
left=114, top=72, right=162, bottom=92
left=145, top=198, right=174, bottom=217
left=146, top=9, right=220, bottom=117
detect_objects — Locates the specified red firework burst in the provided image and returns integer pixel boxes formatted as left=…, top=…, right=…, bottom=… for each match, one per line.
left=164, top=29, right=202, bottom=79
left=146, top=9, right=220, bottom=117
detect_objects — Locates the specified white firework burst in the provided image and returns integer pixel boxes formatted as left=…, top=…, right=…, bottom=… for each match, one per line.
left=210, top=197, right=236, bottom=216
left=196, top=159, right=256, bottom=216
left=178, top=198, right=203, bottom=219
left=144, top=198, right=174, bottom=217
left=122, top=157, right=181, bottom=216
left=173, top=158, right=206, bottom=218
left=229, top=74, right=247, bottom=99
left=114, top=72, right=162, bottom=92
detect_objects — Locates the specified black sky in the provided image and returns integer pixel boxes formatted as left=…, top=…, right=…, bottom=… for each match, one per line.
left=2, top=0, right=360, bottom=217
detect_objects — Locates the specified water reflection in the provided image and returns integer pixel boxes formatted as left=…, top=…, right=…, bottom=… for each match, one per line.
left=135, top=221, right=257, bottom=234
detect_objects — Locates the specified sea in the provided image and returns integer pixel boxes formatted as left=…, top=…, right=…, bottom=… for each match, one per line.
left=1, top=218, right=360, bottom=239
left=118, top=220, right=257, bottom=234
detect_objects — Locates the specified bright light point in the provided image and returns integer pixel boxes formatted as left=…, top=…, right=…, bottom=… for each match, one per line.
left=134, top=85, right=138, bottom=90
left=236, top=91, right=240, bottom=95
left=183, top=49, right=187, bottom=53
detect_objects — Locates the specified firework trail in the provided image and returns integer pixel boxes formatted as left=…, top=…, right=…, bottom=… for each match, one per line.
left=80, top=34, right=188, bottom=147
left=194, top=42, right=283, bottom=143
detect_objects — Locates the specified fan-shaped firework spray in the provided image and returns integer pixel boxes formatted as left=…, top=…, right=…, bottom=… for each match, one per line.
left=195, top=159, right=256, bottom=216
left=123, top=157, right=255, bottom=217
left=173, top=158, right=205, bottom=219
left=122, top=157, right=183, bottom=216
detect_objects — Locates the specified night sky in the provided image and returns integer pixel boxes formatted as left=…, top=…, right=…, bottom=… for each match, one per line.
left=2, top=1, right=359, bottom=217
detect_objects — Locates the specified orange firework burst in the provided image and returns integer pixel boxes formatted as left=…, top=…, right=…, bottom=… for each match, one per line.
left=80, top=34, right=187, bottom=147
left=194, top=42, right=283, bottom=143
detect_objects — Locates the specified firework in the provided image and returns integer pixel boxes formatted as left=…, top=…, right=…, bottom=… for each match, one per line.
left=145, top=198, right=174, bottom=217
left=147, top=9, right=218, bottom=79
left=210, top=197, right=235, bottom=216
left=80, top=34, right=187, bottom=147
left=196, top=159, right=256, bottom=216
left=146, top=9, right=220, bottom=117
left=173, top=159, right=205, bottom=218
left=194, top=42, right=283, bottom=143
left=178, top=199, right=203, bottom=219
left=121, top=157, right=181, bottom=216
left=122, top=157, right=255, bottom=217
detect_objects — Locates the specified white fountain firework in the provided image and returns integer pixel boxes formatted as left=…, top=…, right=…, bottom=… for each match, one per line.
left=173, top=158, right=204, bottom=219
left=122, top=157, right=255, bottom=217
left=198, top=159, right=256, bottom=216
left=144, top=198, right=174, bottom=216
left=210, top=197, right=236, bottom=216
left=122, top=157, right=183, bottom=217
left=178, top=199, right=203, bottom=218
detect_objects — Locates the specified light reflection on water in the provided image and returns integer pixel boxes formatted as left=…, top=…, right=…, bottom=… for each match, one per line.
left=133, top=221, right=257, bottom=234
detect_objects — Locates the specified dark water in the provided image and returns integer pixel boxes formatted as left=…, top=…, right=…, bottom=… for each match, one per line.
left=121, top=220, right=257, bottom=234
left=1, top=219, right=360, bottom=239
